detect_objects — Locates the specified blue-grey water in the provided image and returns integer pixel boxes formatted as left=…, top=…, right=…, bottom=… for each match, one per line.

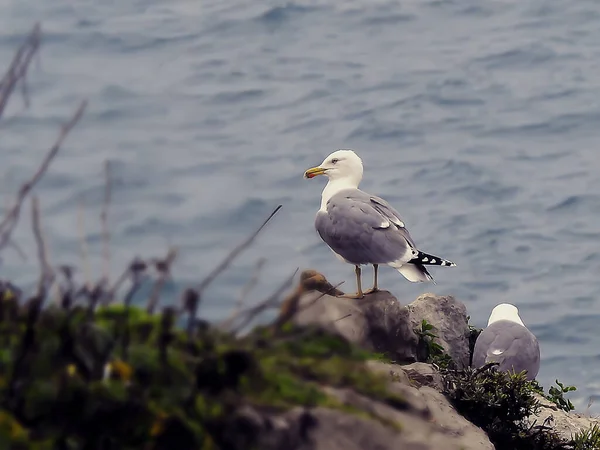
left=1, top=0, right=600, bottom=412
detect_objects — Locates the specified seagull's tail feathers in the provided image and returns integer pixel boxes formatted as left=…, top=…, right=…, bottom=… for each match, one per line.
left=396, top=263, right=435, bottom=283
left=408, top=250, right=456, bottom=267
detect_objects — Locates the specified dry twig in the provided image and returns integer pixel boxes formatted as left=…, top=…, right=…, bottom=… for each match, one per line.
left=146, top=247, right=178, bottom=314
left=218, top=257, right=266, bottom=330
left=77, top=199, right=92, bottom=289
left=0, top=23, right=41, bottom=119
left=196, top=204, right=282, bottom=295
left=183, top=205, right=282, bottom=334
left=230, top=267, right=299, bottom=335
left=0, top=99, right=87, bottom=253
left=100, top=160, right=112, bottom=284
left=30, top=196, right=53, bottom=300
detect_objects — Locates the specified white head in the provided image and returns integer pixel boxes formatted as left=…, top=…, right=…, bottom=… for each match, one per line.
left=303, top=149, right=364, bottom=187
left=487, top=303, right=525, bottom=326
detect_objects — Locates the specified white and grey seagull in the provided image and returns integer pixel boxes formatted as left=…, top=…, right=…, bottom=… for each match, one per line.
left=303, top=149, right=456, bottom=299
left=472, top=303, right=540, bottom=380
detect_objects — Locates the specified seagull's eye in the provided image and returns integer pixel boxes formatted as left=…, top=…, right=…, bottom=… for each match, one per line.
left=331, top=158, right=339, bottom=164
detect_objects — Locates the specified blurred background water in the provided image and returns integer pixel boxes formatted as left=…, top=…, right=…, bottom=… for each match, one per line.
left=1, top=0, right=600, bottom=411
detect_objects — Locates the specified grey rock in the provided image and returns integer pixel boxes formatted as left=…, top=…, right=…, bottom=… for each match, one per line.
left=407, top=293, right=471, bottom=369
left=527, top=394, right=600, bottom=442
left=293, top=289, right=419, bottom=363
left=402, top=362, right=444, bottom=391
left=418, top=386, right=494, bottom=450
left=291, top=287, right=472, bottom=369
left=367, top=362, right=494, bottom=450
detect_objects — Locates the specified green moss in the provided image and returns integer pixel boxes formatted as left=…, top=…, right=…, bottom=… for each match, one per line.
left=0, top=300, right=408, bottom=449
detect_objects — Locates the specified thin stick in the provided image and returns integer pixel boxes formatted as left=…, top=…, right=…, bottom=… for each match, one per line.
left=100, top=160, right=112, bottom=284
left=77, top=199, right=91, bottom=289
left=273, top=279, right=346, bottom=331
left=230, top=268, right=299, bottom=335
left=196, top=205, right=282, bottom=295
left=218, top=257, right=266, bottom=330
left=0, top=23, right=41, bottom=119
left=146, top=247, right=178, bottom=314
left=30, top=196, right=53, bottom=300
left=0, top=100, right=87, bottom=253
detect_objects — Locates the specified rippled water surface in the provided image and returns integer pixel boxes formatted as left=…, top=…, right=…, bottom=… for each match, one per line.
left=1, top=0, right=600, bottom=411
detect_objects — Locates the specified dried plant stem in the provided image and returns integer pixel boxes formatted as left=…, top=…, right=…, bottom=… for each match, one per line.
left=196, top=205, right=282, bottom=295
left=146, top=247, right=178, bottom=314
left=230, top=267, right=299, bottom=335
left=77, top=199, right=91, bottom=289
left=31, top=196, right=53, bottom=300
left=0, top=99, right=87, bottom=254
left=218, top=257, right=266, bottom=330
left=0, top=23, right=41, bottom=118
left=100, top=160, right=112, bottom=284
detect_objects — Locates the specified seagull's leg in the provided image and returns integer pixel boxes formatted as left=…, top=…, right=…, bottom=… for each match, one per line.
left=364, top=264, right=379, bottom=294
left=339, top=265, right=364, bottom=299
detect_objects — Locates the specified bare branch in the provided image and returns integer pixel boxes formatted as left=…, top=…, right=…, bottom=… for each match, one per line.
left=146, top=247, right=178, bottom=314
left=0, top=23, right=41, bottom=119
left=100, top=160, right=112, bottom=284
left=77, top=199, right=91, bottom=289
left=30, top=196, right=53, bottom=300
left=0, top=99, right=87, bottom=253
left=218, top=257, right=266, bottom=330
left=196, top=205, right=282, bottom=295
left=104, top=258, right=145, bottom=306
left=273, top=279, right=345, bottom=331
left=229, top=267, right=299, bottom=335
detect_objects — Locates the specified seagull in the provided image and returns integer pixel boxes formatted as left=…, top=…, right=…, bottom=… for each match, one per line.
left=303, top=149, right=456, bottom=299
left=472, top=303, right=541, bottom=380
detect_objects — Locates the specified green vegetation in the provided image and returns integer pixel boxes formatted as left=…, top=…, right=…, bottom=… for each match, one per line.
left=544, top=380, right=577, bottom=413
left=571, top=423, right=600, bottom=450
left=442, top=364, right=568, bottom=450
left=414, top=319, right=453, bottom=370
left=0, top=297, right=407, bottom=449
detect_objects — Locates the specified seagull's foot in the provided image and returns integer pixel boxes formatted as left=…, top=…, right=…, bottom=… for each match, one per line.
left=363, top=287, right=379, bottom=295
left=336, top=292, right=365, bottom=299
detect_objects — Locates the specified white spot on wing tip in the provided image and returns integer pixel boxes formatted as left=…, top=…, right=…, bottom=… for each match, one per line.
left=431, top=258, right=436, bottom=263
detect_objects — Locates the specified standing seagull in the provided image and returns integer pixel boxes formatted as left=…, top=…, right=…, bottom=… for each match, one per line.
left=303, top=149, right=456, bottom=299
left=472, top=303, right=541, bottom=380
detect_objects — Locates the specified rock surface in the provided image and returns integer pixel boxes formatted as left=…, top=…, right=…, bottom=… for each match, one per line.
left=230, top=362, right=495, bottom=450
left=528, top=394, right=600, bottom=442
left=279, top=273, right=600, bottom=450
left=291, top=286, right=472, bottom=368
left=406, top=293, right=471, bottom=369
left=291, top=289, right=419, bottom=363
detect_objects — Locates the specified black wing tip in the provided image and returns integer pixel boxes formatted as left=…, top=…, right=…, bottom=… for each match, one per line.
left=410, top=250, right=456, bottom=267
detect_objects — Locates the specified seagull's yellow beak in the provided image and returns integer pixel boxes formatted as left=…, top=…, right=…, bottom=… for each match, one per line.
left=304, top=166, right=327, bottom=179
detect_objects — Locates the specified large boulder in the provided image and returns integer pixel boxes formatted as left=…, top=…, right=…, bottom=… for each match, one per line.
left=223, top=376, right=494, bottom=450
left=406, top=293, right=471, bottom=369
left=527, top=394, right=600, bottom=442
left=290, top=288, right=419, bottom=363
left=366, top=361, right=495, bottom=450
left=286, top=272, right=471, bottom=367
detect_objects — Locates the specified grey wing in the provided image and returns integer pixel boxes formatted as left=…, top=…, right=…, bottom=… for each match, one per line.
left=472, top=321, right=540, bottom=380
left=315, top=190, right=417, bottom=265
left=368, top=193, right=418, bottom=248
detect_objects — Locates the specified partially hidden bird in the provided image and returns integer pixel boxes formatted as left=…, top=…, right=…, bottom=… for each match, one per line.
left=472, top=303, right=540, bottom=380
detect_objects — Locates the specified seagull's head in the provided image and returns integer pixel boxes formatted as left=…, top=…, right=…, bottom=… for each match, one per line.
left=303, top=149, right=364, bottom=184
left=487, top=303, right=525, bottom=327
